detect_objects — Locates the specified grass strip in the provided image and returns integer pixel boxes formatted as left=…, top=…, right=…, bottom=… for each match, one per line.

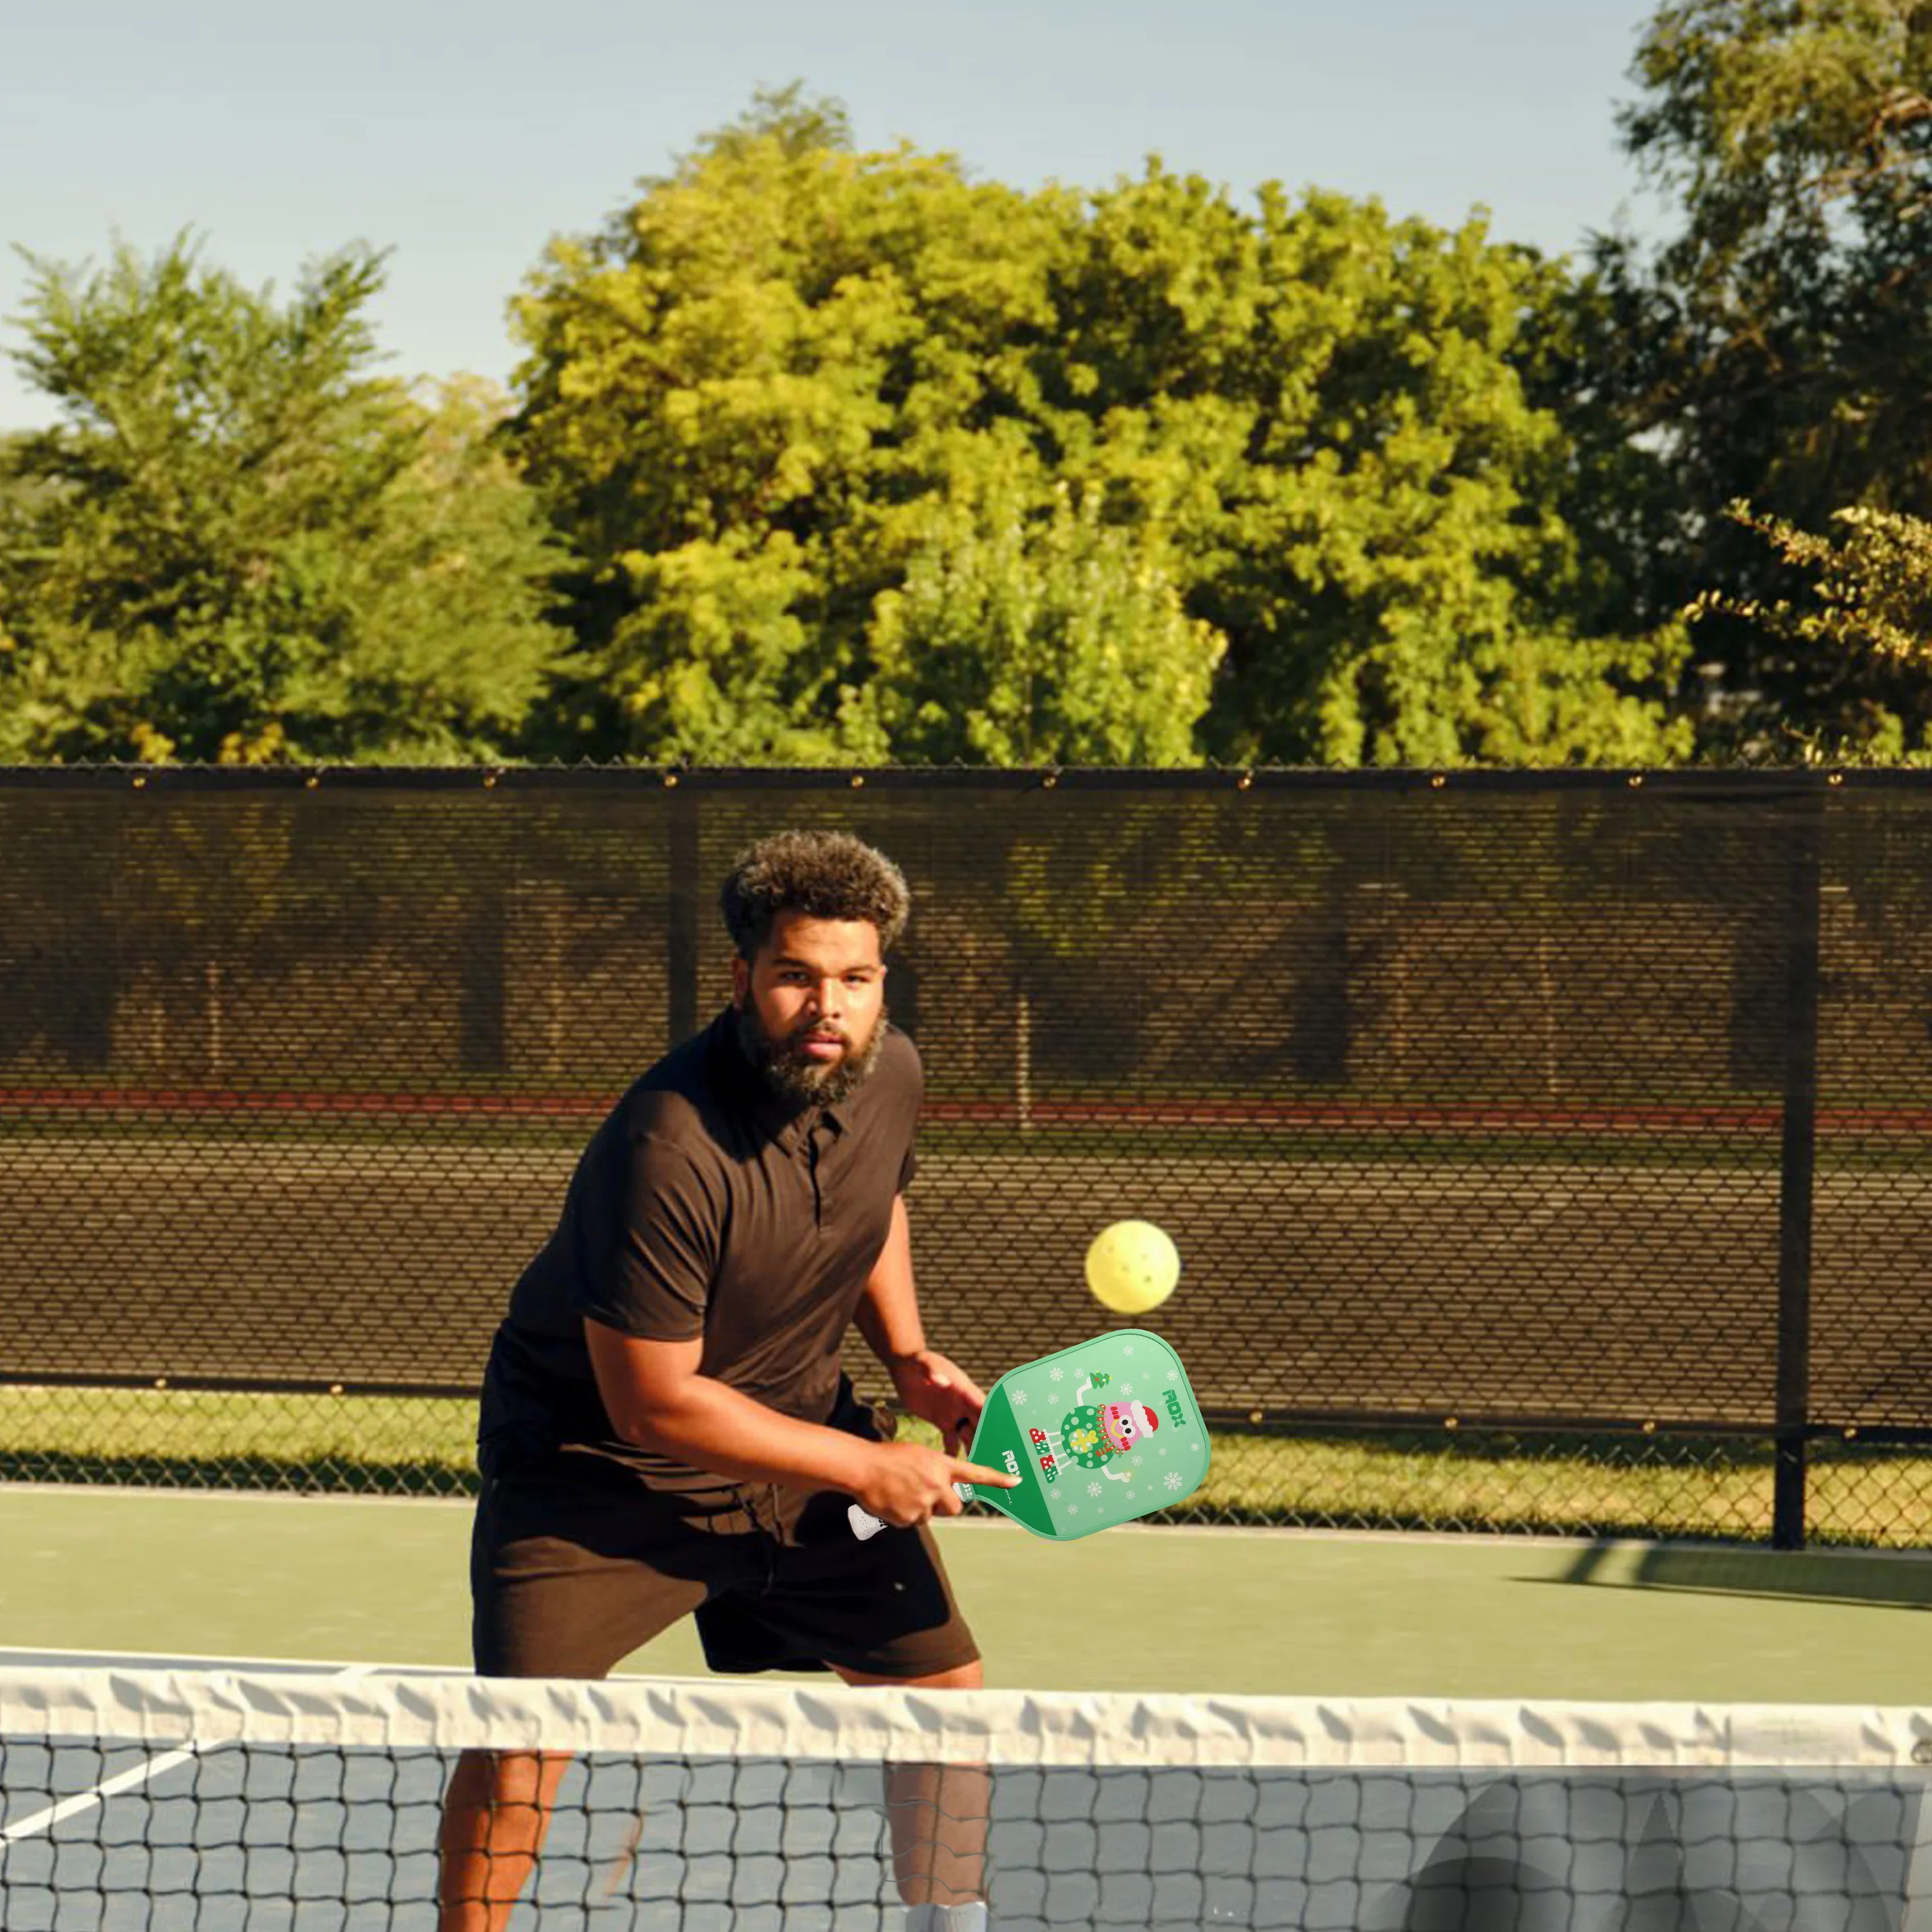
left=1, top=1387, right=1924, bottom=1548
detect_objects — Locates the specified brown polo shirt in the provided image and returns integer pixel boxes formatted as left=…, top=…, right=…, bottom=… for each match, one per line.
left=477, top=1008, right=920, bottom=1491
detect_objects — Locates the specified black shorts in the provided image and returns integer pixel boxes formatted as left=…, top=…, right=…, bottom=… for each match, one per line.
left=469, top=1381, right=981, bottom=1682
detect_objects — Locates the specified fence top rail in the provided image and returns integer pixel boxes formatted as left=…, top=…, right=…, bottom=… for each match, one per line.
left=0, top=764, right=1921, bottom=796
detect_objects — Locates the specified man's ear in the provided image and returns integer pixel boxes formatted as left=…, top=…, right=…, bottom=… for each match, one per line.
left=730, top=954, right=750, bottom=1009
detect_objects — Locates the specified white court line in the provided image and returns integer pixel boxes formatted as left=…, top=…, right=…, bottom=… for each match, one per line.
left=0, top=1643, right=381, bottom=1672
left=0, top=1645, right=710, bottom=1681
left=0, top=1746, right=202, bottom=1865
left=0, top=1658, right=373, bottom=1872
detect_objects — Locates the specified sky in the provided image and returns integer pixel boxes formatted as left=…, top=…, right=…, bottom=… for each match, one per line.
left=2, top=0, right=1674, bottom=433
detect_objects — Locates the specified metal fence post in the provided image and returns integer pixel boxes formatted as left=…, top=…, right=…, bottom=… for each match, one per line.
left=1772, top=791, right=1824, bottom=1550
left=666, top=786, right=701, bottom=1047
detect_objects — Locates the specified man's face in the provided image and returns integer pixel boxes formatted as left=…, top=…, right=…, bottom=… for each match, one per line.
left=732, top=911, right=889, bottom=1108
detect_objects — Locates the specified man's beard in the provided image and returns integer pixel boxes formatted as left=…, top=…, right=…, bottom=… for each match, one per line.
left=736, top=1005, right=889, bottom=1110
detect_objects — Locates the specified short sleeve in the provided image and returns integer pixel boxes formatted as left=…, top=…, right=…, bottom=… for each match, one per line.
left=576, top=1132, right=719, bottom=1340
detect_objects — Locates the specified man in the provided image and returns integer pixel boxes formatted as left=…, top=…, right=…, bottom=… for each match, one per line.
left=438, top=829, right=1015, bottom=1932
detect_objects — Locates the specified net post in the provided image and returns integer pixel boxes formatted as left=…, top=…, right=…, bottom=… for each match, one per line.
left=1772, top=790, right=1824, bottom=1551
left=1014, top=989, right=1033, bottom=1133
left=665, top=784, right=701, bottom=1047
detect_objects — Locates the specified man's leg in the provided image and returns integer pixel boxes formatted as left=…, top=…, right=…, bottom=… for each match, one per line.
left=437, top=1747, right=574, bottom=1932
left=831, top=1659, right=992, bottom=1930
left=440, top=1461, right=717, bottom=1929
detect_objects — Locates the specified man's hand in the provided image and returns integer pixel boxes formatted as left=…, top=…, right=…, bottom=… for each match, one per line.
left=854, top=1439, right=1018, bottom=1530
left=886, top=1347, right=987, bottom=1457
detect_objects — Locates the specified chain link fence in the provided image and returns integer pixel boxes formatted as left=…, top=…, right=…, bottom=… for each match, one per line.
left=3, top=768, right=1929, bottom=1547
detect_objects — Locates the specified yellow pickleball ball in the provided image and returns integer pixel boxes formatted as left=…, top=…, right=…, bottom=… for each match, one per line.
left=1083, top=1220, right=1180, bottom=1314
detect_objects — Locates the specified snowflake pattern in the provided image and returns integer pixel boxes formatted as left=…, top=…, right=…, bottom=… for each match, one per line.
left=1123, top=1345, right=1135, bottom=1356
left=1087, top=1481, right=1103, bottom=1498
left=1118, top=1381, right=1134, bottom=1397
left=1012, top=1389, right=1028, bottom=1406
left=1049, top=1367, right=1063, bottom=1382
left=1166, top=1369, right=1179, bottom=1383
left=1164, top=1472, right=1184, bottom=1492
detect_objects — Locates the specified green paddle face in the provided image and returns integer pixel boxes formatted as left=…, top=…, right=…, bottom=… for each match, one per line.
left=960, top=1329, right=1209, bottom=1540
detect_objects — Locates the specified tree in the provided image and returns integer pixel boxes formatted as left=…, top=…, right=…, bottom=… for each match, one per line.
left=509, top=88, right=1103, bottom=762
left=1622, top=0, right=1931, bottom=227
left=1041, top=171, right=1690, bottom=765
left=859, top=483, right=1223, bottom=764
left=0, top=238, right=565, bottom=763
left=511, top=90, right=1686, bottom=768
left=1689, top=500, right=1932, bottom=755
left=1577, top=0, right=1932, bottom=747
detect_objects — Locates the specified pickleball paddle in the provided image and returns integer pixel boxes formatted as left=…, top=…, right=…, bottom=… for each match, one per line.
left=848, top=1329, right=1209, bottom=1542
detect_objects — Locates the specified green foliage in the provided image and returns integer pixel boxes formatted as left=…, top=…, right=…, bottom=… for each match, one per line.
left=862, top=483, right=1221, bottom=769
left=0, top=238, right=565, bottom=763
left=1690, top=500, right=1932, bottom=756
left=860, top=485, right=1223, bottom=765
left=1622, top=0, right=1931, bottom=227
left=1055, top=177, right=1692, bottom=766
left=1582, top=1, right=1932, bottom=746
left=512, top=93, right=1684, bottom=768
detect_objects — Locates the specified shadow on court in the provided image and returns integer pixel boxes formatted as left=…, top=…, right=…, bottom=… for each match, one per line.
left=1555, top=1539, right=1932, bottom=1610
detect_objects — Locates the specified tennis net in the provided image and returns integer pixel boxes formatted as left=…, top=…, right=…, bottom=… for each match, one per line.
left=0, top=1665, right=1927, bottom=1929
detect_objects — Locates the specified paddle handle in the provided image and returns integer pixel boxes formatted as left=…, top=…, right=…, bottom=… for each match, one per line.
left=848, top=1482, right=974, bottom=1541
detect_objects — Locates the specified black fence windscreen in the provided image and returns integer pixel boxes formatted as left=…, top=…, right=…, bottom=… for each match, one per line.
left=1, top=768, right=1929, bottom=1548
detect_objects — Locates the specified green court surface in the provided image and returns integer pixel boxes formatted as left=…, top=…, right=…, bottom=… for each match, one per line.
left=0, top=1486, right=1924, bottom=1701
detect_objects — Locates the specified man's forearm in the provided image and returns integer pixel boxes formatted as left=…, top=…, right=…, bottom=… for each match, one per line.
left=634, top=1374, right=876, bottom=1490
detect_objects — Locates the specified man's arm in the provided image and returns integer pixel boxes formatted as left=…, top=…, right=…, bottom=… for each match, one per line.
left=853, top=1194, right=924, bottom=1368
left=583, top=1321, right=1014, bottom=1525
left=851, top=1194, right=992, bottom=1461
left=583, top=1327, right=875, bottom=1490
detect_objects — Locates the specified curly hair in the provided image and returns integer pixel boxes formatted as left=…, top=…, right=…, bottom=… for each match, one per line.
left=719, top=831, right=911, bottom=960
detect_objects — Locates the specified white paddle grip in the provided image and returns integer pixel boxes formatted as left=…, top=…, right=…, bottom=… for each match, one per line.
left=847, top=1482, right=973, bottom=1541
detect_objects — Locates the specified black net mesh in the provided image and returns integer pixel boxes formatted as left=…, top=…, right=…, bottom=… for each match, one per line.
left=1, top=769, right=1927, bottom=1543
left=2, top=1668, right=1927, bottom=1930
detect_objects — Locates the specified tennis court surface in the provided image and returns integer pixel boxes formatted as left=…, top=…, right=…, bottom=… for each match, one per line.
left=3, top=1652, right=1929, bottom=1929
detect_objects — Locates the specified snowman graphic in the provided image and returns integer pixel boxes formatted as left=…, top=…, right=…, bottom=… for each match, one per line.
left=1045, top=1368, right=1159, bottom=1483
